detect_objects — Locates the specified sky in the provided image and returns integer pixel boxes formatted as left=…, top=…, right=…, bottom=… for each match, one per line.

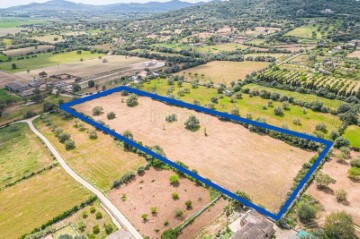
left=0, top=0, right=207, bottom=8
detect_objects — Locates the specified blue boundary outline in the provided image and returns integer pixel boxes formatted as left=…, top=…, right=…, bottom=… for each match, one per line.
left=60, top=86, right=333, bottom=221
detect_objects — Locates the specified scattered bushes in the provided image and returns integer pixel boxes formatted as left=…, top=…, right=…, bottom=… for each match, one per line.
left=297, top=202, right=316, bottom=222
left=169, top=174, right=179, bottom=185
left=126, top=94, right=138, bottom=107
left=165, top=113, right=177, bottom=122
left=107, top=112, right=116, bottom=120
left=184, top=115, right=200, bottom=130
left=335, top=189, right=347, bottom=203
left=92, top=106, right=103, bottom=116
left=112, top=171, right=135, bottom=188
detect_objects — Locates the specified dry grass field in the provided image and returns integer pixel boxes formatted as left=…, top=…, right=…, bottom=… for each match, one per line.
left=15, top=55, right=149, bottom=79
left=348, top=50, right=360, bottom=58
left=307, top=152, right=360, bottom=226
left=0, top=27, right=24, bottom=37
left=177, top=61, right=269, bottom=85
left=0, top=166, right=92, bottom=238
left=3, top=45, right=54, bottom=57
left=34, top=115, right=146, bottom=191
left=108, top=168, right=211, bottom=238
left=0, top=70, right=28, bottom=88
left=33, top=34, right=65, bottom=43
left=75, top=94, right=315, bottom=212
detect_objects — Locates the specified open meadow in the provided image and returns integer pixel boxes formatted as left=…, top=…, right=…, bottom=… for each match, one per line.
left=141, top=79, right=342, bottom=138
left=75, top=93, right=316, bottom=212
left=0, top=166, right=92, bottom=238
left=0, top=123, right=55, bottom=188
left=343, top=125, right=360, bottom=149
left=108, top=168, right=212, bottom=238
left=34, top=115, right=146, bottom=191
left=177, top=61, right=269, bottom=85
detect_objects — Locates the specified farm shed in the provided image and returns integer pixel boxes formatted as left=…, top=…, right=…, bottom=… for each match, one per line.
left=5, top=81, right=28, bottom=93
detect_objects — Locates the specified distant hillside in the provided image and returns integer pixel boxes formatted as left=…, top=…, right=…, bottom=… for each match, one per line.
left=3, top=0, right=199, bottom=13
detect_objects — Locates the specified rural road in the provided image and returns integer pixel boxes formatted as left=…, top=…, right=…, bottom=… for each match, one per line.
left=20, top=117, right=143, bottom=239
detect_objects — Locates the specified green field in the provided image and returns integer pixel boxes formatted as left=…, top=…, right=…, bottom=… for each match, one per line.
left=284, top=24, right=332, bottom=39
left=343, top=125, right=360, bottom=149
left=130, top=49, right=182, bottom=57
left=0, top=166, right=92, bottom=238
left=34, top=115, right=146, bottom=191
left=152, top=43, right=189, bottom=51
left=0, top=53, right=8, bottom=62
left=0, top=89, right=20, bottom=102
left=0, top=123, right=55, bottom=188
left=194, top=43, right=248, bottom=53
left=0, top=51, right=104, bottom=73
left=0, top=17, right=48, bottom=28
left=141, top=79, right=342, bottom=138
left=243, top=83, right=344, bottom=111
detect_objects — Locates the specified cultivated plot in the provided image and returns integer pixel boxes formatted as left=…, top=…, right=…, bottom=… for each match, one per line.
left=62, top=87, right=332, bottom=220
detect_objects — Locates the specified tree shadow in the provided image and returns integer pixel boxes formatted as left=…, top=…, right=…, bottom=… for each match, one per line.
left=317, top=186, right=334, bottom=195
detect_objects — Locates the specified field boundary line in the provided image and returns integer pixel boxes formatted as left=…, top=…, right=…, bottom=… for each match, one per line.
left=60, top=86, right=333, bottom=221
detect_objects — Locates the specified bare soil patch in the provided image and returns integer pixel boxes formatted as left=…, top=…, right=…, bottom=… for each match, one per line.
left=108, top=168, right=211, bottom=238
left=307, top=155, right=360, bottom=225
left=3, top=45, right=54, bottom=57
left=348, top=50, right=360, bottom=58
left=75, top=94, right=315, bottom=212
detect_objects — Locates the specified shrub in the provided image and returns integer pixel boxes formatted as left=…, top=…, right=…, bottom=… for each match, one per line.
left=184, top=115, right=200, bottom=130
left=104, top=224, right=113, bottom=235
left=172, top=192, right=179, bottom=200
left=165, top=113, right=177, bottom=123
left=64, top=139, right=75, bottom=150
left=161, top=228, right=179, bottom=239
left=24, top=110, right=36, bottom=119
left=89, top=130, right=97, bottom=139
left=350, top=159, right=360, bottom=168
left=348, top=167, right=360, bottom=180
left=142, top=214, right=148, bottom=222
left=293, top=118, right=301, bottom=125
left=92, top=106, right=103, bottom=116
left=95, top=212, right=102, bottom=220
left=59, top=133, right=70, bottom=143
left=107, top=112, right=116, bottom=120
left=315, top=123, right=327, bottom=132
left=175, top=209, right=183, bottom=218
left=297, top=202, right=316, bottom=222
left=324, top=211, right=355, bottom=239
left=335, top=189, right=347, bottom=202
left=137, top=166, right=145, bottom=175
left=126, top=94, right=138, bottom=107
left=93, top=225, right=100, bottom=234
left=150, top=207, right=158, bottom=215
left=230, top=107, right=240, bottom=116
left=169, top=174, right=179, bottom=185
left=315, top=172, right=334, bottom=189
left=43, top=102, right=55, bottom=112
left=334, top=137, right=350, bottom=148
left=90, top=207, right=96, bottom=214
left=82, top=212, right=88, bottom=219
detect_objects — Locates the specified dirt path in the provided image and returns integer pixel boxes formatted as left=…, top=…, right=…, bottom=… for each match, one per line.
left=20, top=116, right=143, bottom=239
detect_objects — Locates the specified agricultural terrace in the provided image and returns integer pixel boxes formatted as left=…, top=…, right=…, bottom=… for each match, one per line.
left=0, top=51, right=104, bottom=73
left=177, top=61, right=269, bottom=85
left=284, top=24, right=332, bottom=39
left=243, top=83, right=344, bottom=111
left=75, top=93, right=316, bottom=212
left=34, top=115, right=146, bottom=191
left=141, top=79, right=342, bottom=138
left=14, top=55, right=148, bottom=79
left=108, top=168, right=213, bottom=238
left=343, top=125, right=360, bottom=149
left=0, top=166, right=92, bottom=238
left=0, top=123, right=54, bottom=188
left=3, top=45, right=54, bottom=57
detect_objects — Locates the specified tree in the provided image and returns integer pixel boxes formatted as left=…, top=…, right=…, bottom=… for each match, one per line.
left=335, top=189, right=347, bottom=203
left=88, top=80, right=95, bottom=88
left=315, top=172, right=334, bottom=189
left=93, top=225, right=100, bottom=234
left=126, top=94, right=138, bottom=107
left=59, top=133, right=70, bottom=143
left=24, top=110, right=36, bottom=119
left=123, top=130, right=133, bottom=151
left=324, top=212, right=355, bottom=239
left=274, top=106, right=284, bottom=116
left=72, top=83, right=81, bottom=92
left=169, top=174, right=179, bottom=185
left=297, top=202, right=316, bottom=222
left=184, top=115, right=200, bottom=130
left=315, top=123, right=327, bottom=132
left=39, top=71, right=47, bottom=77
left=95, top=212, right=102, bottom=220
left=104, top=224, right=113, bottom=235
left=107, top=111, right=116, bottom=120
left=89, top=130, right=97, bottom=139
left=165, top=113, right=177, bottom=122
left=31, top=94, right=43, bottom=103
left=43, top=102, right=55, bottom=112
left=334, top=137, right=350, bottom=148
left=11, top=63, right=17, bottom=69
left=92, top=106, right=103, bottom=116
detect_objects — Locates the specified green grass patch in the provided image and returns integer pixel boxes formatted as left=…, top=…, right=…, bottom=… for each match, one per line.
left=0, top=53, right=8, bottom=62
left=141, top=79, right=342, bottom=138
left=0, top=17, right=48, bottom=28
left=343, top=125, right=360, bottom=149
left=0, top=89, right=20, bottom=102
left=0, top=123, right=55, bottom=188
left=0, top=51, right=104, bottom=73
left=194, top=43, right=248, bottom=53
left=243, top=83, right=344, bottom=111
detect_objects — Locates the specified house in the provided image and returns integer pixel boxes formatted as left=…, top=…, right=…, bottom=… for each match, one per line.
left=5, top=82, right=28, bottom=93
left=231, top=211, right=275, bottom=239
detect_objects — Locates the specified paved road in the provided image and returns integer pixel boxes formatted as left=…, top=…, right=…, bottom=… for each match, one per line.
left=21, top=117, right=143, bottom=239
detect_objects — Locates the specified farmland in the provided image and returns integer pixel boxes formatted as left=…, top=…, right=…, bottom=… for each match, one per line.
left=0, top=51, right=104, bottom=73
left=177, top=61, right=269, bottom=84
left=141, top=79, right=342, bottom=138
left=34, top=115, right=146, bottom=191
left=33, top=34, right=65, bottom=43
left=108, top=168, right=212, bottom=238
left=0, top=17, right=48, bottom=28
left=285, top=25, right=325, bottom=39
left=194, top=43, right=248, bottom=53
left=0, top=123, right=54, bottom=188
left=75, top=93, right=316, bottom=212
left=3, top=45, right=54, bottom=57
left=0, top=166, right=92, bottom=238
